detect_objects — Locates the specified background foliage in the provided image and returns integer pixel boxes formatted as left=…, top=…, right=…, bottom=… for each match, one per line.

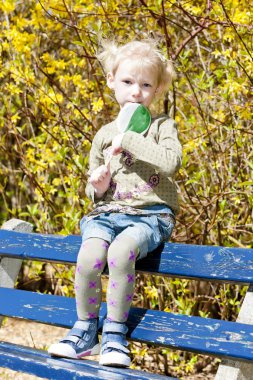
left=0, top=0, right=252, bottom=378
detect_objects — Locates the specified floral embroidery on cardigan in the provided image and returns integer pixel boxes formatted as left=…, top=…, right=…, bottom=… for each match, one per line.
left=112, top=173, right=160, bottom=201
left=122, top=151, right=135, bottom=167
left=148, top=174, right=160, bottom=187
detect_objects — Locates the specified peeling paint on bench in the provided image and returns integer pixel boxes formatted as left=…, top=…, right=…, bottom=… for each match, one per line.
left=1, top=229, right=253, bottom=283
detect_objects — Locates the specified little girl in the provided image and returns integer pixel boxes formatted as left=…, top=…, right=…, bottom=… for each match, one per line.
left=48, top=39, right=182, bottom=367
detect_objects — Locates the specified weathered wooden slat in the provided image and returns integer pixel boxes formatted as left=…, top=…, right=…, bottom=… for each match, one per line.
left=0, top=230, right=253, bottom=283
left=0, top=341, right=175, bottom=380
left=0, top=229, right=79, bottom=264
left=1, top=287, right=253, bottom=363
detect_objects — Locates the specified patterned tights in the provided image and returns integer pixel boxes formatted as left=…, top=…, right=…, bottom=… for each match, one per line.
left=75, top=236, right=139, bottom=323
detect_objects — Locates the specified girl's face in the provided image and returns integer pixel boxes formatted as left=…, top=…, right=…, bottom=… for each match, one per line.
left=107, top=59, right=159, bottom=108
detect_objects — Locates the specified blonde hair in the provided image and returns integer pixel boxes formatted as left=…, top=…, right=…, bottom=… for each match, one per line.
left=97, top=39, right=176, bottom=92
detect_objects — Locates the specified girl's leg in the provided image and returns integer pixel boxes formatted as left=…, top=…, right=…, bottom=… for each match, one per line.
left=48, top=237, right=108, bottom=359
left=100, top=234, right=139, bottom=367
left=75, top=237, right=109, bottom=320
left=106, top=234, right=139, bottom=322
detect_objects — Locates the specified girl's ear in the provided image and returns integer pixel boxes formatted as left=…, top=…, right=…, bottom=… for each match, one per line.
left=155, top=85, right=163, bottom=96
left=107, top=72, right=115, bottom=89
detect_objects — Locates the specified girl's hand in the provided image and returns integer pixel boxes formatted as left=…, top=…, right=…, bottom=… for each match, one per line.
left=88, top=165, right=111, bottom=198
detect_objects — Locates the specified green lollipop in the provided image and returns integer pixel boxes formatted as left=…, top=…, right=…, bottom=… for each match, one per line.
left=116, top=102, right=151, bottom=134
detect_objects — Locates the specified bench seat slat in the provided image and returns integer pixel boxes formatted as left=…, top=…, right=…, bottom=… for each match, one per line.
left=0, top=230, right=253, bottom=284
left=0, top=341, right=174, bottom=380
left=1, top=287, right=253, bottom=363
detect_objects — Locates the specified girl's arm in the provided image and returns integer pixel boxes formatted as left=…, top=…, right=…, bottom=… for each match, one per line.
left=119, top=118, right=182, bottom=177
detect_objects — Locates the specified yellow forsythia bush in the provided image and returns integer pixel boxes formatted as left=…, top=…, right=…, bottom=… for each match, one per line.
left=0, top=0, right=251, bottom=244
left=0, top=1, right=252, bottom=377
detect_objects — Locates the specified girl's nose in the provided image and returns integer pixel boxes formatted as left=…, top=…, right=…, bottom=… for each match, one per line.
left=132, top=84, right=141, bottom=97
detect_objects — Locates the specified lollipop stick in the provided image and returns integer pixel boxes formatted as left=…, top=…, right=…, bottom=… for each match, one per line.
left=105, top=153, right=113, bottom=167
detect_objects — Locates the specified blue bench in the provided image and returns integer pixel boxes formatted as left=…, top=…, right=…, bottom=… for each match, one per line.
left=0, top=218, right=253, bottom=380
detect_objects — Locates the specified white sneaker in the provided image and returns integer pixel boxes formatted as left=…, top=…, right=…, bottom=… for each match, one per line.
left=48, top=319, right=100, bottom=359
left=99, top=319, right=131, bottom=367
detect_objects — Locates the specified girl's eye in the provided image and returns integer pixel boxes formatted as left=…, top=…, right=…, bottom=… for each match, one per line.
left=123, top=80, right=132, bottom=85
left=143, top=83, right=152, bottom=88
